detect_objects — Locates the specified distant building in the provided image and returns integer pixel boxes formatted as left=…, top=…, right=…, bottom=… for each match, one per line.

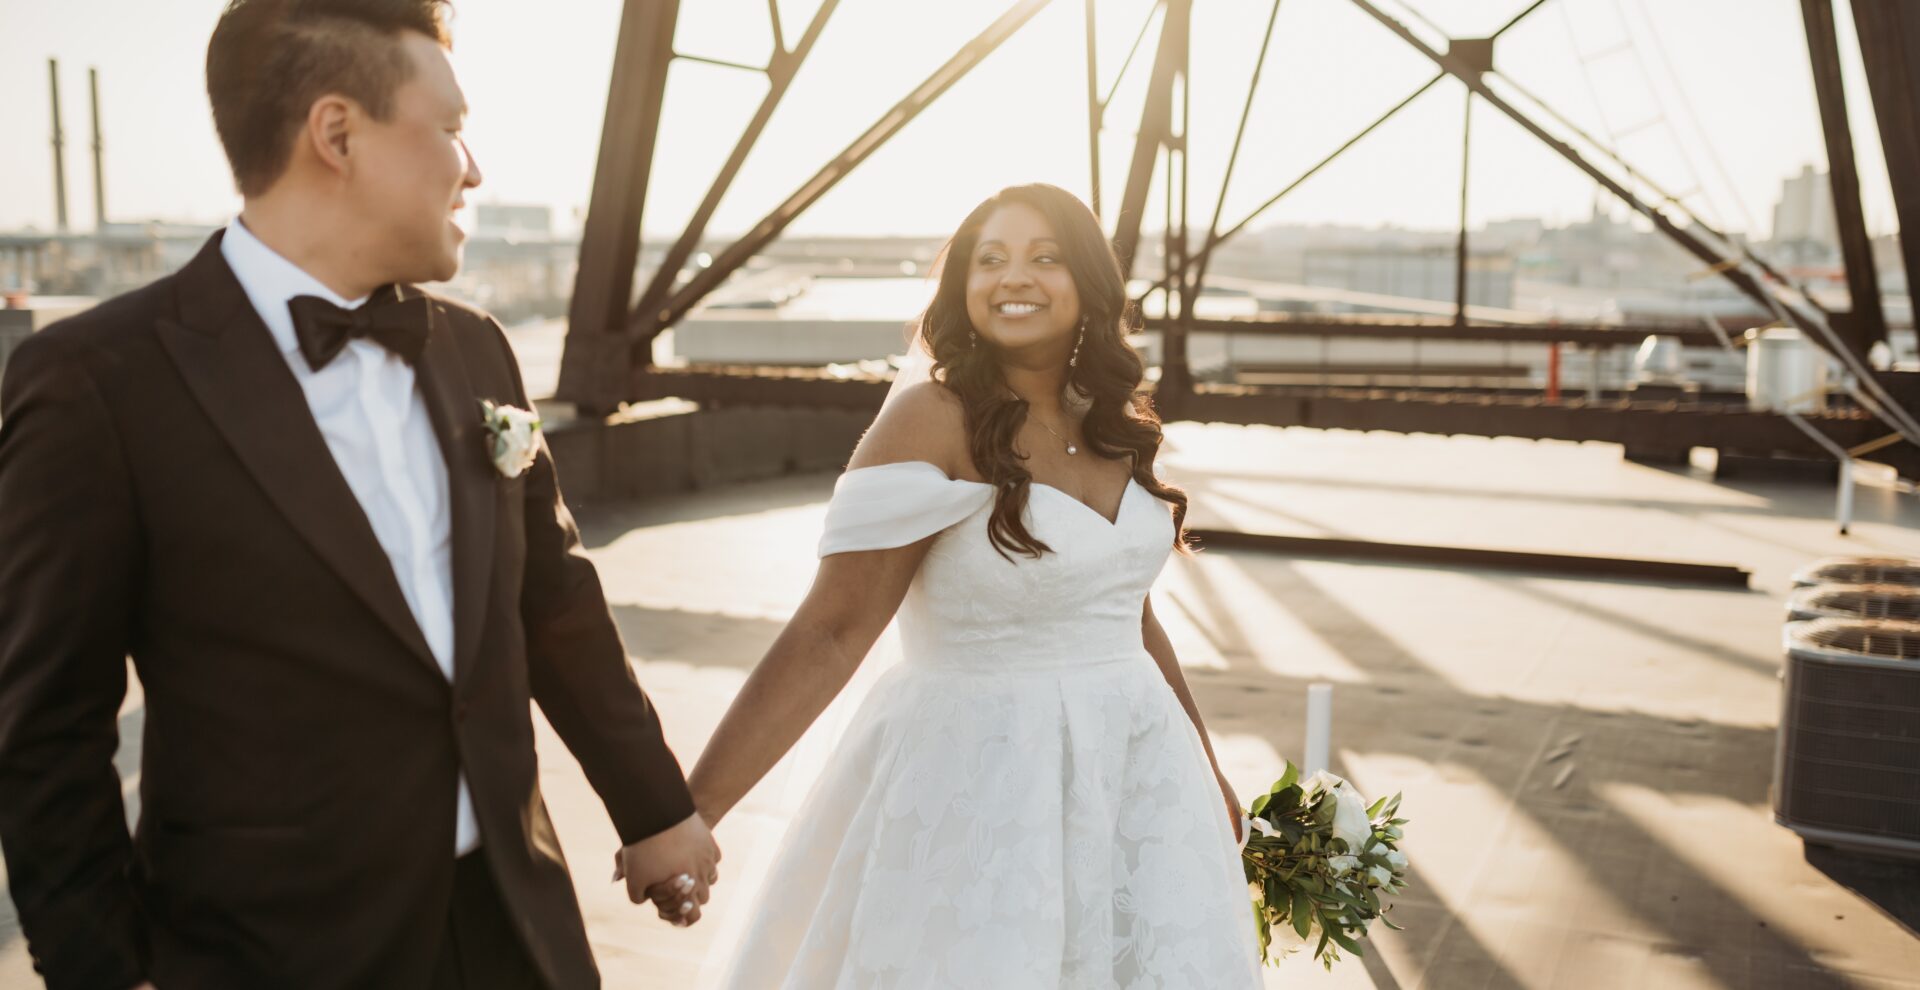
left=1478, top=218, right=1547, bottom=252
left=1772, top=165, right=1837, bottom=250
left=1299, top=245, right=1515, bottom=310
left=476, top=204, right=553, bottom=241
left=1528, top=205, right=1698, bottom=292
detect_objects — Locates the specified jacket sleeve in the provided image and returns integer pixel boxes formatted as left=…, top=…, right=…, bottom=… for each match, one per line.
left=0, top=332, right=148, bottom=989
left=482, top=320, right=696, bottom=845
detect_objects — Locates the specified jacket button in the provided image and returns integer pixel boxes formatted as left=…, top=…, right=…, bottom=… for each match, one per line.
left=454, top=701, right=470, bottom=723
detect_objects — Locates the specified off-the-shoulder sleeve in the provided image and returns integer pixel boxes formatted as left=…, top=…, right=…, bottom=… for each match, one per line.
left=818, top=461, right=993, bottom=557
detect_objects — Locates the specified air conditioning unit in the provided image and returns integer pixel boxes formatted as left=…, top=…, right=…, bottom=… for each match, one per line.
left=1787, top=584, right=1920, bottom=623
left=1791, top=557, right=1920, bottom=589
left=1774, top=619, right=1920, bottom=860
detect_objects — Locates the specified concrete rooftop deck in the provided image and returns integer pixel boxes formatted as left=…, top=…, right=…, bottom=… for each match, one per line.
left=6, top=419, right=1920, bottom=988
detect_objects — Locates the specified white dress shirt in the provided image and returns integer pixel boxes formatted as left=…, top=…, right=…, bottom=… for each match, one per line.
left=222, top=220, right=480, bottom=856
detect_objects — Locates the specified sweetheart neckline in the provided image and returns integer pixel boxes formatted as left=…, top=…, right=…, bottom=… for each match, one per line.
left=842, top=460, right=1138, bottom=528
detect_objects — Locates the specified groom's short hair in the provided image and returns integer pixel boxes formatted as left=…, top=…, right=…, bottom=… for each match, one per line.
left=206, top=0, right=454, bottom=196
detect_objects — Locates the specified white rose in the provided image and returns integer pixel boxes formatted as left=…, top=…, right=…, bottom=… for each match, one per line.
left=1385, top=850, right=1408, bottom=873
left=1368, top=865, right=1394, bottom=887
left=1300, top=769, right=1343, bottom=801
left=1327, top=855, right=1360, bottom=876
left=1334, top=787, right=1374, bottom=851
left=1301, top=771, right=1374, bottom=853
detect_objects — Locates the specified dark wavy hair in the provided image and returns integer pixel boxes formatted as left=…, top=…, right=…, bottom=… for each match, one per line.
left=919, top=183, right=1188, bottom=560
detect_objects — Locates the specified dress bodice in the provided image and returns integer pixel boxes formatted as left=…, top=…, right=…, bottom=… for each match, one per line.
left=818, top=461, right=1175, bottom=671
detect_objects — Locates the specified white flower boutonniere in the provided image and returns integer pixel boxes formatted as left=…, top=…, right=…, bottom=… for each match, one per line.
left=479, top=399, right=542, bottom=479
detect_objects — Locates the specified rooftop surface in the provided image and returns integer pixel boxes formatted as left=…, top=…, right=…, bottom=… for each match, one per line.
left=5, top=387, right=1920, bottom=989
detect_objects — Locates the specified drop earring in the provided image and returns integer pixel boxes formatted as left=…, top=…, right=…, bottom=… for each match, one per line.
left=1069, top=320, right=1084, bottom=368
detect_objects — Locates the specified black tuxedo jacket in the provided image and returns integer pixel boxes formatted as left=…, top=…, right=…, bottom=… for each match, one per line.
left=0, top=234, right=694, bottom=989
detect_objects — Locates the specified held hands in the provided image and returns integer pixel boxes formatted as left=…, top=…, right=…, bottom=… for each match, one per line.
left=612, top=811, right=721, bottom=927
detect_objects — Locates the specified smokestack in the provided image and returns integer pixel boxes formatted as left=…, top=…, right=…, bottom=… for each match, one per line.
left=90, top=67, right=106, bottom=231
left=48, top=59, right=69, bottom=232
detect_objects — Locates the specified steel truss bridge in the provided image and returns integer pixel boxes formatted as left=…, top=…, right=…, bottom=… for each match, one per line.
left=556, top=0, right=1920, bottom=480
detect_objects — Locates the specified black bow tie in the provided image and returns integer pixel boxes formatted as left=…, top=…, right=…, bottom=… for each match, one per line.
left=287, top=286, right=432, bottom=371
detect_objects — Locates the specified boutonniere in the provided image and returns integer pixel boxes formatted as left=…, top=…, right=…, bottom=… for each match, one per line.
left=479, top=399, right=542, bottom=479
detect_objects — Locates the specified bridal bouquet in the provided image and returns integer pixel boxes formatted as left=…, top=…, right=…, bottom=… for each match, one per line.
left=1241, top=762, right=1409, bottom=968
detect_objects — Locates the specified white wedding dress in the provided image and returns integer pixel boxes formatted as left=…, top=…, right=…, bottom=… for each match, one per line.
left=719, top=461, right=1264, bottom=989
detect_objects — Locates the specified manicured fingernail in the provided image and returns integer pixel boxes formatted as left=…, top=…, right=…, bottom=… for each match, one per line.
left=680, top=900, right=693, bottom=914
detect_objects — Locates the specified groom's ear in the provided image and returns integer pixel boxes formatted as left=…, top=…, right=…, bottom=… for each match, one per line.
left=305, top=95, right=359, bottom=176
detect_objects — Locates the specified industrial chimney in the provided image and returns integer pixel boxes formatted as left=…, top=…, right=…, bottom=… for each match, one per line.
left=48, top=59, right=69, bottom=233
left=90, top=67, right=107, bottom=231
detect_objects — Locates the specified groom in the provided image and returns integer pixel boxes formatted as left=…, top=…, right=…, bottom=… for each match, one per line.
left=0, top=1, right=715, bottom=987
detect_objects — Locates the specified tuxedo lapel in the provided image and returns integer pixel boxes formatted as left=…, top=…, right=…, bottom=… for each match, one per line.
left=409, top=293, right=495, bottom=692
left=155, top=233, right=441, bottom=677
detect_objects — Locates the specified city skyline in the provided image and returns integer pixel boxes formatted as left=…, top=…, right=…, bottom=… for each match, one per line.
left=0, top=0, right=1899, bottom=241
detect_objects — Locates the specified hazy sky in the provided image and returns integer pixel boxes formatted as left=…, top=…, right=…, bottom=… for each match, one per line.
left=0, top=0, right=1897, bottom=240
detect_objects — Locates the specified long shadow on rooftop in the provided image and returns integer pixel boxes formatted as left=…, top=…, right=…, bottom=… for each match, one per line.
left=1804, top=844, right=1920, bottom=940
left=1179, top=548, right=1908, bottom=988
left=572, top=471, right=841, bottom=551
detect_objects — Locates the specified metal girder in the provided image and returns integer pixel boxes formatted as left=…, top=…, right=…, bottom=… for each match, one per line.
left=613, top=363, right=1888, bottom=467
left=632, top=365, right=890, bottom=410
left=1176, top=0, right=1544, bottom=309
left=627, top=0, right=843, bottom=348
left=1343, top=1, right=1788, bottom=338
left=1455, top=88, right=1472, bottom=325
left=1803, top=0, right=1886, bottom=356
left=1084, top=0, right=1103, bottom=218
left=1186, top=530, right=1751, bottom=587
left=1112, top=0, right=1188, bottom=277
left=629, top=0, right=1056, bottom=370
left=1143, top=315, right=1740, bottom=347
left=1191, top=0, right=1285, bottom=305
left=1182, top=384, right=1882, bottom=457
left=1449, top=37, right=1495, bottom=76
left=1850, top=0, right=1920, bottom=325
left=1157, top=73, right=1445, bottom=306
left=555, top=0, right=1920, bottom=472
left=559, top=0, right=681, bottom=412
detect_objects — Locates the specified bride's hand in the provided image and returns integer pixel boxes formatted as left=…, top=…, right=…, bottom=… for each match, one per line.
left=1216, top=770, right=1243, bottom=843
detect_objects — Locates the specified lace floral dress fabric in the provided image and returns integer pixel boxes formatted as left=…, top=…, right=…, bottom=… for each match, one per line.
left=719, top=461, right=1263, bottom=989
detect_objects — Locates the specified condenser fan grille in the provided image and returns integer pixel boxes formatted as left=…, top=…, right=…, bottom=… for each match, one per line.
left=1792, top=557, right=1920, bottom=588
left=1788, top=584, right=1920, bottom=623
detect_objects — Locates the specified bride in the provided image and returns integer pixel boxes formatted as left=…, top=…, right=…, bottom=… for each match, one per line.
left=676, top=183, right=1262, bottom=987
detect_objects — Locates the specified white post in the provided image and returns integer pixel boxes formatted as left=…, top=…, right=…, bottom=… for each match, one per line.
left=1838, top=458, right=1854, bottom=536
left=1304, top=683, right=1333, bottom=775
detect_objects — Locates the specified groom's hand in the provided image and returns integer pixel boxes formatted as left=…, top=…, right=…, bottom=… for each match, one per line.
left=613, top=811, right=721, bottom=927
